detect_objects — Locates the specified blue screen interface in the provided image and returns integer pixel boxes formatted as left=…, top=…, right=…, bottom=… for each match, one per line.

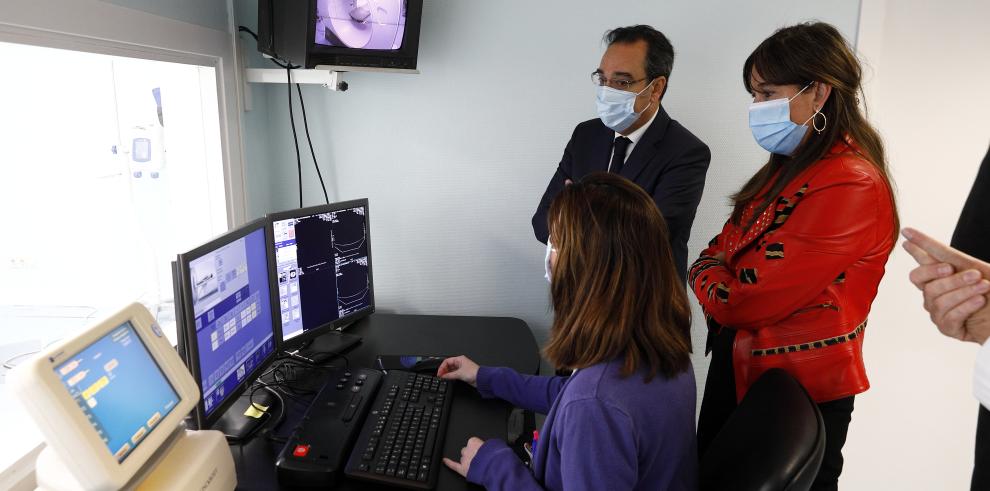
left=188, top=227, right=275, bottom=417
left=55, top=321, right=180, bottom=463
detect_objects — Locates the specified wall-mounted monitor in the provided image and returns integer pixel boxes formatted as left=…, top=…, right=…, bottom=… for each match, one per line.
left=258, top=0, right=423, bottom=70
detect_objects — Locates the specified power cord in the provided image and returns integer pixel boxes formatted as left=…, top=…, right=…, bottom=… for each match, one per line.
left=286, top=66, right=304, bottom=208
left=238, top=25, right=330, bottom=206
left=226, top=385, right=286, bottom=444
left=296, top=83, right=330, bottom=204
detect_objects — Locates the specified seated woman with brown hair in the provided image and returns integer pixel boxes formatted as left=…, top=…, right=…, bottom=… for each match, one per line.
left=437, top=172, right=697, bottom=490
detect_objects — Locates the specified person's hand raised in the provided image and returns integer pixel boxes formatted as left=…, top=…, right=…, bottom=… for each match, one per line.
left=436, top=355, right=480, bottom=387
left=903, top=228, right=990, bottom=344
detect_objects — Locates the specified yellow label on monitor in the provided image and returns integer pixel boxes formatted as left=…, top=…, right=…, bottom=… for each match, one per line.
left=81, top=375, right=109, bottom=400
left=244, top=403, right=269, bottom=419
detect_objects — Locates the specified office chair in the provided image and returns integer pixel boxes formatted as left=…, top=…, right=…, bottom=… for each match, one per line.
left=699, top=368, right=826, bottom=491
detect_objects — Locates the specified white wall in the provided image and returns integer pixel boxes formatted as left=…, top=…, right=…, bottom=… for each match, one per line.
left=100, top=0, right=230, bottom=31
left=240, top=1, right=861, bottom=398
left=843, top=1, right=990, bottom=489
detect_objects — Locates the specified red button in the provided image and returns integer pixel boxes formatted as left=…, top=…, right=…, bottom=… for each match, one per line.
left=293, top=444, right=310, bottom=457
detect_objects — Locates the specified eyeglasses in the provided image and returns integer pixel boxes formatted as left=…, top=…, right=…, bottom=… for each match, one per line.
left=591, top=72, right=648, bottom=91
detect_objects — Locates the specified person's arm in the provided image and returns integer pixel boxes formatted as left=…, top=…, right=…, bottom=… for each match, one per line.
left=466, top=398, right=638, bottom=491
left=532, top=127, right=578, bottom=244
left=903, top=229, right=990, bottom=343
left=689, top=170, right=884, bottom=330
left=690, top=232, right=728, bottom=286
left=476, top=366, right=568, bottom=414
left=902, top=229, right=990, bottom=408
left=467, top=399, right=639, bottom=490
left=436, top=356, right=567, bottom=414
left=652, top=142, right=712, bottom=282
left=462, top=439, right=542, bottom=491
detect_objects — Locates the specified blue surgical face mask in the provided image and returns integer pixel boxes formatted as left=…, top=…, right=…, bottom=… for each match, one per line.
left=544, top=239, right=554, bottom=283
left=748, top=83, right=815, bottom=156
left=596, top=80, right=655, bottom=133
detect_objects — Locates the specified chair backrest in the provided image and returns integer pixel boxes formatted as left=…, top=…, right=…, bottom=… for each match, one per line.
left=699, top=368, right=826, bottom=491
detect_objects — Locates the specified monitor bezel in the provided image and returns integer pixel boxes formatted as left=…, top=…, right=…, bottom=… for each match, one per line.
left=10, top=303, right=199, bottom=490
left=265, top=198, right=375, bottom=350
left=175, top=218, right=280, bottom=430
left=305, top=0, right=423, bottom=69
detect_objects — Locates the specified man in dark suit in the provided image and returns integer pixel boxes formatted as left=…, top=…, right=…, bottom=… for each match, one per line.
left=953, top=145, right=990, bottom=491
left=532, top=25, right=711, bottom=282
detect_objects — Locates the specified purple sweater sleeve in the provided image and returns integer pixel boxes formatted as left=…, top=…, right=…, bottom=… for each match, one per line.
left=467, top=398, right=638, bottom=491
left=475, top=367, right=568, bottom=414
left=466, top=439, right=539, bottom=490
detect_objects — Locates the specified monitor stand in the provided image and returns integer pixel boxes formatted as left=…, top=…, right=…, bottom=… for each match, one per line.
left=212, top=389, right=275, bottom=441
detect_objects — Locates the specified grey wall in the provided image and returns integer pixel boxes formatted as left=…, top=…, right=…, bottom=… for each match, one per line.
left=100, top=0, right=229, bottom=31
left=234, top=0, right=280, bottom=220
left=235, top=1, right=861, bottom=389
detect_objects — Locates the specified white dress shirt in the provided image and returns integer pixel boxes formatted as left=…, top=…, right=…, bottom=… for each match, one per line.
left=609, top=106, right=660, bottom=171
left=975, top=339, right=990, bottom=408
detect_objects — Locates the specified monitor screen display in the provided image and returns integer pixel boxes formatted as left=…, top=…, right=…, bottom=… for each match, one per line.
left=54, top=321, right=180, bottom=464
left=188, top=227, right=275, bottom=417
left=272, top=204, right=371, bottom=342
left=313, top=0, right=407, bottom=50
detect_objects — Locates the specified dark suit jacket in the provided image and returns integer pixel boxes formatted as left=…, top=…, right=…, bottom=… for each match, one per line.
left=952, top=145, right=990, bottom=259
left=532, top=107, right=711, bottom=282
left=952, top=144, right=990, bottom=491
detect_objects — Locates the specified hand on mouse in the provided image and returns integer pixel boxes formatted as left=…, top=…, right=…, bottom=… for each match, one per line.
left=437, top=355, right=479, bottom=387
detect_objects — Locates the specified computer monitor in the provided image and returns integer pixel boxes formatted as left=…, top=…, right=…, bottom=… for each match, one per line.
left=267, top=199, right=375, bottom=348
left=258, top=0, right=423, bottom=70
left=11, top=303, right=200, bottom=490
left=175, top=219, right=278, bottom=435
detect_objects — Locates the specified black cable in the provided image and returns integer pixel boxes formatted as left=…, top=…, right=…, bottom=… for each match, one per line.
left=226, top=385, right=286, bottom=444
left=286, top=66, right=303, bottom=208
left=237, top=25, right=299, bottom=69
left=239, top=24, right=304, bottom=209
left=270, top=58, right=298, bottom=70
left=296, top=84, right=330, bottom=204
left=238, top=26, right=259, bottom=40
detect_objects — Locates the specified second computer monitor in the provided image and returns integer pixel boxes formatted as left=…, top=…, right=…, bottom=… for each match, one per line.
left=268, top=199, right=375, bottom=346
left=175, top=219, right=278, bottom=430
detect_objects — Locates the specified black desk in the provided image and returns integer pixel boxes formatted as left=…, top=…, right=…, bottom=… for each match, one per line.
left=229, top=313, right=540, bottom=490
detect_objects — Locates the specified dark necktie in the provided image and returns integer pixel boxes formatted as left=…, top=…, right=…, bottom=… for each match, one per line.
left=610, top=136, right=632, bottom=174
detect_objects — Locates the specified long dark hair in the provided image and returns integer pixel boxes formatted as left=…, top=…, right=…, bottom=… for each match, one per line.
left=545, top=172, right=691, bottom=381
left=732, top=22, right=898, bottom=238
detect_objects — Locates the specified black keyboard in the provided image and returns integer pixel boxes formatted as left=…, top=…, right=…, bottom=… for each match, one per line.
left=275, top=367, right=383, bottom=488
left=344, top=371, right=453, bottom=489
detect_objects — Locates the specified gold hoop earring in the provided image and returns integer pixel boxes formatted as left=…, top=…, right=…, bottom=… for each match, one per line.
left=813, top=110, right=827, bottom=134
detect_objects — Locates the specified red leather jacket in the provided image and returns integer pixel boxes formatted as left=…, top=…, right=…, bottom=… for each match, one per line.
left=690, top=140, right=895, bottom=403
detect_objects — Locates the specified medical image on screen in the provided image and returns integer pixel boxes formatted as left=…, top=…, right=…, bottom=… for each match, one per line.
left=273, top=205, right=372, bottom=341
left=55, top=322, right=180, bottom=463
left=314, top=0, right=406, bottom=50
left=188, top=228, right=275, bottom=417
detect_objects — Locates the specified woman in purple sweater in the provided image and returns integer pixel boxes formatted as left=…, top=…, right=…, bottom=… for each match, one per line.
left=438, top=172, right=698, bottom=490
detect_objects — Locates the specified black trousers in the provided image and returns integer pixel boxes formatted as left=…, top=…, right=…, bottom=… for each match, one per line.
left=973, top=405, right=990, bottom=490
left=698, top=328, right=855, bottom=491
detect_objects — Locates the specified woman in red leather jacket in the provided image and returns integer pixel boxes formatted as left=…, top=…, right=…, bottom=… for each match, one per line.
left=691, top=23, right=898, bottom=490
